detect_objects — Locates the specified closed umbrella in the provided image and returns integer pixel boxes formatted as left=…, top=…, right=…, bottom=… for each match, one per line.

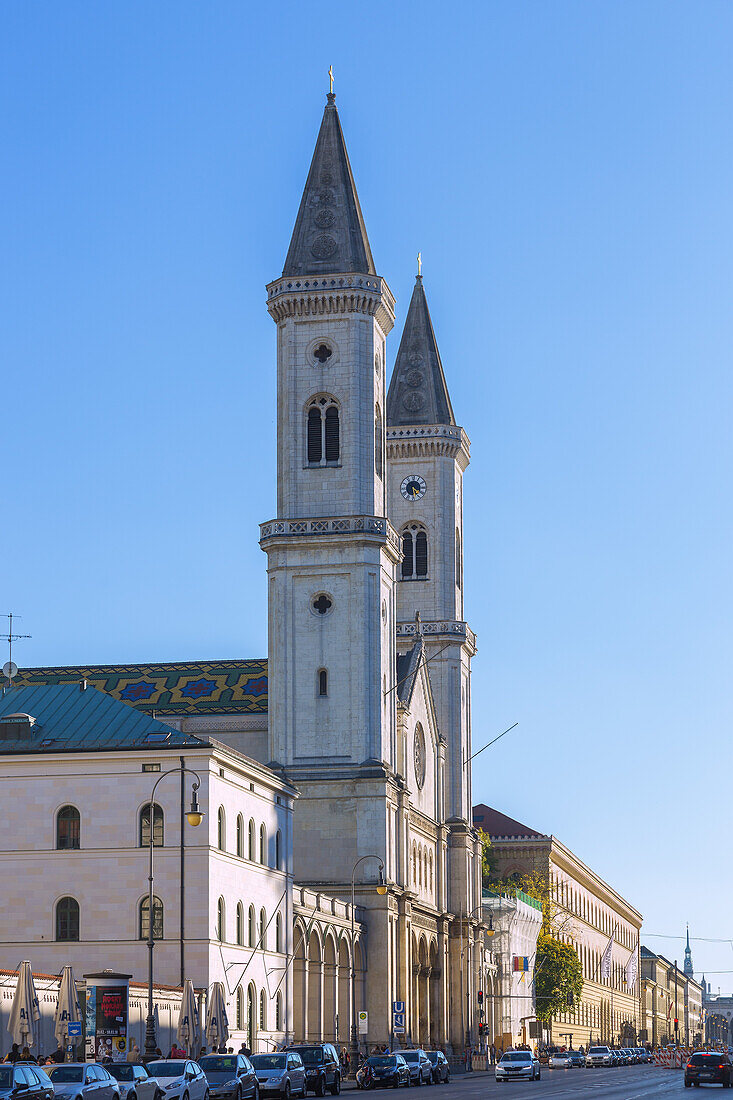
left=177, top=980, right=201, bottom=1056
left=8, top=961, right=41, bottom=1049
left=54, top=965, right=81, bottom=1051
left=205, top=982, right=229, bottom=1052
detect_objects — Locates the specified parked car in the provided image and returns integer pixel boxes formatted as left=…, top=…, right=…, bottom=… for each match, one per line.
left=425, top=1052, right=450, bottom=1084
left=199, top=1056, right=259, bottom=1100
left=395, top=1052, right=431, bottom=1087
left=146, top=1062, right=207, bottom=1100
left=108, top=1064, right=162, bottom=1100
left=48, top=1064, right=121, bottom=1100
left=548, top=1052, right=572, bottom=1069
left=586, top=1046, right=612, bottom=1068
left=250, top=1055, right=305, bottom=1099
left=684, top=1052, right=733, bottom=1088
left=495, top=1051, right=541, bottom=1082
left=284, top=1046, right=340, bottom=1096
left=567, top=1051, right=585, bottom=1068
left=0, top=1065, right=54, bottom=1100
left=357, top=1056, right=409, bottom=1089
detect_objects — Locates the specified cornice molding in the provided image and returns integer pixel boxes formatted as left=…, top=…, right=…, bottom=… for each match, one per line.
left=260, top=514, right=401, bottom=561
left=386, top=424, right=470, bottom=468
left=397, top=619, right=477, bottom=654
left=266, top=273, right=395, bottom=334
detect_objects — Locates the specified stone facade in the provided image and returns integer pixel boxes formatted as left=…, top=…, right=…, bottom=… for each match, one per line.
left=641, top=947, right=704, bottom=1047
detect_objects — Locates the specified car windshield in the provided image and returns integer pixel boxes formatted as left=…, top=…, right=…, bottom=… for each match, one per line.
left=293, top=1050, right=323, bottom=1066
left=49, top=1068, right=84, bottom=1083
left=401, top=1053, right=418, bottom=1062
left=200, top=1058, right=238, bottom=1073
left=368, top=1058, right=395, bottom=1067
left=501, top=1053, right=531, bottom=1062
left=109, top=1067, right=136, bottom=1081
left=0, top=1069, right=12, bottom=1089
left=589, top=1047, right=609, bottom=1054
left=251, top=1057, right=286, bottom=1070
left=149, top=1064, right=185, bottom=1078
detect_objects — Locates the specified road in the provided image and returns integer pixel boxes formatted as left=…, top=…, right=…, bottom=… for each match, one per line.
left=359, top=1067, right=686, bottom=1100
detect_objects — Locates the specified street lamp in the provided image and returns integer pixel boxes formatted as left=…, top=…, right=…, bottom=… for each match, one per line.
left=144, top=766, right=204, bottom=1059
left=349, top=855, right=386, bottom=1071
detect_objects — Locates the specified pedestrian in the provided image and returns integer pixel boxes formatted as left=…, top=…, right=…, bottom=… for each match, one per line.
left=21, top=1048, right=37, bottom=1064
left=490, top=1043, right=496, bottom=1066
left=238, top=1043, right=251, bottom=1057
left=199, top=1046, right=207, bottom=1059
left=127, top=1044, right=140, bottom=1064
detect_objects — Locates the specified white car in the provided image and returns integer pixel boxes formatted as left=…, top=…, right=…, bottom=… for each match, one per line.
left=108, top=1065, right=162, bottom=1100
left=548, top=1052, right=572, bottom=1069
left=147, top=1061, right=208, bottom=1100
left=495, top=1051, right=541, bottom=1082
left=586, top=1046, right=612, bottom=1068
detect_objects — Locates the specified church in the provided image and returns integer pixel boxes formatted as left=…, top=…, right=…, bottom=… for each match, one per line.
left=10, top=88, right=485, bottom=1053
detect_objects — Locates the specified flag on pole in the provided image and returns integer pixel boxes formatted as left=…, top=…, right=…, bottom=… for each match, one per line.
left=625, top=950, right=638, bottom=989
left=600, top=934, right=614, bottom=980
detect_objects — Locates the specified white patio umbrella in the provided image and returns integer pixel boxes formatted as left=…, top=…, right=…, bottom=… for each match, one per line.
left=205, top=982, right=229, bottom=1052
left=54, top=965, right=81, bottom=1050
left=8, top=961, right=41, bottom=1049
left=177, top=979, right=201, bottom=1055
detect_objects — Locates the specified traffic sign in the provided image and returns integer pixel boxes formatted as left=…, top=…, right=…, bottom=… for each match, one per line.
left=393, top=1012, right=405, bottom=1028
left=67, top=1022, right=82, bottom=1037
left=358, top=1011, right=368, bottom=1035
left=392, top=1001, right=405, bottom=1014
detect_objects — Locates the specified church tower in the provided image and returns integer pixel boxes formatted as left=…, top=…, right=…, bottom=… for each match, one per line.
left=684, top=925, right=694, bottom=978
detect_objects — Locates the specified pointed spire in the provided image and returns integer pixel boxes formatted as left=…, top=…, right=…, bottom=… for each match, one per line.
left=386, top=271, right=455, bottom=427
left=282, top=92, right=376, bottom=278
left=686, top=925, right=691, bottom=952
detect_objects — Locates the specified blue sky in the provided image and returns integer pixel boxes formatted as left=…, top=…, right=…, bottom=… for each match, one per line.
left=3, top=1, right=732, bottom=987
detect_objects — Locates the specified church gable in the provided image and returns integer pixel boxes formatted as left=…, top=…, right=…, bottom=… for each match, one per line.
left=396, top=637, right=441, bottom=819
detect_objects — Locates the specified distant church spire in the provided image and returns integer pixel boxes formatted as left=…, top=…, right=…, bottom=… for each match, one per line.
left=386, top=271, right=455, bottom=427
left=684, top=923, right=694, bottom=978
left=282, top=91, right=376, bottom=278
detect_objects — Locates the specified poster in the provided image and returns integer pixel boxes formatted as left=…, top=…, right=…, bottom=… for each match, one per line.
left=85, top=984, right=129, bottom=1062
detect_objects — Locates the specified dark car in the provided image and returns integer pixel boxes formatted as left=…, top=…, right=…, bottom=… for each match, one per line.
left=424, top=1053, right=450, bottom=1084
left=199, top=1056, right=259, bottom=1100
left=567, top=1051, right=585, bottom=1068
left=360, top=1056, right=409, bottom=1089
left=284, top=1046, right=339, bottom=1097
left=685, top=1052, right=732, bottom=1088
left=0, top=1065, right=54, bottom=1100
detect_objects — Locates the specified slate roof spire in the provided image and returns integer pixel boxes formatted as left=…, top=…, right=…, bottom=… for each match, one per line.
left=386, top=273, right=456, bottom=427
left=282, top=92, right=376, bottom=278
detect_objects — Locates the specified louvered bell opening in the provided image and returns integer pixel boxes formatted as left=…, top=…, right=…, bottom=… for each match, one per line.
left=324, top=406, right=340, bottom=462
left=307, top=407, right=322, bottom=464
left=415, top=531, right=428, bottom=576
left=402, top=531, right=414, bottom=578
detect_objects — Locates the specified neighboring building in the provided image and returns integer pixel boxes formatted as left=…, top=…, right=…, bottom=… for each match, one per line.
left=703, top=980, right=733, bottom=1046
left=11, top=87, right=485, bottom=1051
left=481, top=888, right=543, bottom=1050
left=473, top=804, right=643, bottom=1048
left=640, top=946, right=703, bottom=1047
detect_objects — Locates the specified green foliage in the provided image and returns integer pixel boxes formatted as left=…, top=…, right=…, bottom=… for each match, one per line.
left=534, top=932, right=584, bottom=1023
left=478, top=829, right=498, bottom=884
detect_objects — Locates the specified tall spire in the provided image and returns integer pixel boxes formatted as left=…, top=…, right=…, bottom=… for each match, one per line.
left=386, top=271, right=455, bottom=427
left=684, top=923, right=694, bottom=978
left=282, top=91, right=376, bottom=278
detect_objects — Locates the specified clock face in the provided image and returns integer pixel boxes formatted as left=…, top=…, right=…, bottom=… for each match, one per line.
left=401, top=474, right=427, bottom=501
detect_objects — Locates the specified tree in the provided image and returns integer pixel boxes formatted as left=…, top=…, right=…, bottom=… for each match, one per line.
left=478, top=829, right=498, bottom=884
left=534, top=932, right=584, bottom=1023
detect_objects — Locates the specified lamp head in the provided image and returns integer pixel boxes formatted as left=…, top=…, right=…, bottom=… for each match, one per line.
left=186, top=788, right=204, bottom=828
left=376, top=865, right=387, bottom=895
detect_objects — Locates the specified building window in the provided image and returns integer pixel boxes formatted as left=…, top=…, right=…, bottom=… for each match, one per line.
left=248, top=818, right=256, bottom=861
left=306, top=396, right=340, bottom=465
left=217, top=807, right=226, bottom=851
left=259, top=989, right=267, bottom=1031
left=275, top=913, right=282, bottom=953
left=139, top=803, right=164, bottom=848
left=401, top=525, right=428, bottom=579
left=249, top=905, right=256, bottom=947
left=259, top=824, right=267, bottom=865
left=56, top=805, right=80, bottom=850
left=139, top=896, right=163, bottom=941
left=318, top=669, right=328, bottom=696
left=236, top=987, right=244, bottom=1031
left=375, top=404, right=383, bottom=479
left=236, top=902, right=244, bottom=946
left=275, top=829, right=283, bottom=870
left=236, top=814, right=244, bottom=857
left=456, top=528, right=462, bottom=589
left=259, top=908, right=267, bottom=948
left=56, top=896, right=79, bottom=942
left=275, top=992, right=282, bottom=1031
left=247, top=986, right=255, bottom=1051
left=217, top=897, right=225, bottom=942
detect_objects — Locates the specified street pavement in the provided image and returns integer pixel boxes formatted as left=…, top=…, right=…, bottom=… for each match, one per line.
left=350, top=1067, right=686, bottom=1099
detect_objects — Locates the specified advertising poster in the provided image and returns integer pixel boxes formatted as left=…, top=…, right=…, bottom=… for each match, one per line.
left=85, top=984, right=129, bottom=1062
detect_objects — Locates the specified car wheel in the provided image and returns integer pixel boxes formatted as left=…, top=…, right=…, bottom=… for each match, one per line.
left=182, top=1092, right=189, bottom=1100
left=537, top=1070, right=541, bottom=1080
left=315, top=1077, right=326, bottom=1099
left=283, top=1083, right=291, bottom=1100
left=684, top=1081, right=691, bottom=1088
left=330, top=1075, right=340, bottom=1097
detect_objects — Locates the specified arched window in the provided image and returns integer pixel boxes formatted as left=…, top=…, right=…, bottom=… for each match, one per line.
left=275, top=829, right=283, bottom=870
left=247, top=985, right=255, bottom=1051
left=248, top=819, right=256, bottom=861
left=428, top=850, right=433, bottom=892
left=456, top=528, right=462, bottom=589
left=275, top=912, right=282, bottom=953
left=418, top=847, right=423, bottom=887
left=217, top=807, right=226, bottom=851
left=236, top=902, right=244, bottom=946
left=318, top=669, right=328, bottom=697
left=217, top=897, right=225, bottom=942
left=259, top=907, right=267, bottom=948
left=56, top=805, right=80, bottom=850
left=401, top=524, right=428, bottom=579
left=259, top=989, right=267, bottom=1031
left=139, top=896, right=163, bottom=941
left=139, top=803, right=164, bottom=848
left=236, top=987, right=244, bottom=1031
left=375, top=404, right=383, bottom=479
left=248, top=905, right=256, bottom=947
left=275, top=992, right=282, bottom=1031
left=236, top=814, right=244, bottom=858
left=56, top=896, right=79, bottom=942
left=412, top=844, right=417, bottom=883
left=259, top=824, right=267, bottom=865
left=306, top=396, right=340, bottom=465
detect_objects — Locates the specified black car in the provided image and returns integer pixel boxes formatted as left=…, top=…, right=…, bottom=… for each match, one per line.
left=200, top=1056, right=259, bottom=1100
left=685, top=1052, right=732, bottom=1088
left=425, top=1053, right=450, bottom=1084
left=360, top=1056, right=410, bottom=1089
left=285, top=1045, right=340, bottom=1097
left=0, top=1065, right=54, bottom=1100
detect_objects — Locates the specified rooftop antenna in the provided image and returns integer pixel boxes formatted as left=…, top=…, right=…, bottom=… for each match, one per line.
left=2, top=613, right=31, bottom=686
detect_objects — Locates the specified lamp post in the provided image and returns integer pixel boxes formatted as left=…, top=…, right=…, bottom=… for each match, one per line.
left=144, top=766, right=205, bottom=1059
left=349, top=855, right=386, bottom=1071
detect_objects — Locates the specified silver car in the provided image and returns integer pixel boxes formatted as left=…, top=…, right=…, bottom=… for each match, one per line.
left=107, top=1065, right=162, bottom=1100
left=146, top=1062, right=208, bottom=1100
left=250, top=1054, right=305, bottom=1099
left=395, top=1052, right=431, bottom=1086
left=48, top=1064, right=121, bottom=1100
left=495, top=1051, right=541, bottom=1082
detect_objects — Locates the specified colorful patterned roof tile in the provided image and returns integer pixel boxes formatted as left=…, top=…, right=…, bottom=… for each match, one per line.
left=15, top=659, right=268, bottom=716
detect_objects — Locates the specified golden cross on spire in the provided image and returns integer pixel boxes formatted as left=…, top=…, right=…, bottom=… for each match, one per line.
left=328, top=65, right=334, bottom=95
left=417, top=251, right=422, bottom=277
